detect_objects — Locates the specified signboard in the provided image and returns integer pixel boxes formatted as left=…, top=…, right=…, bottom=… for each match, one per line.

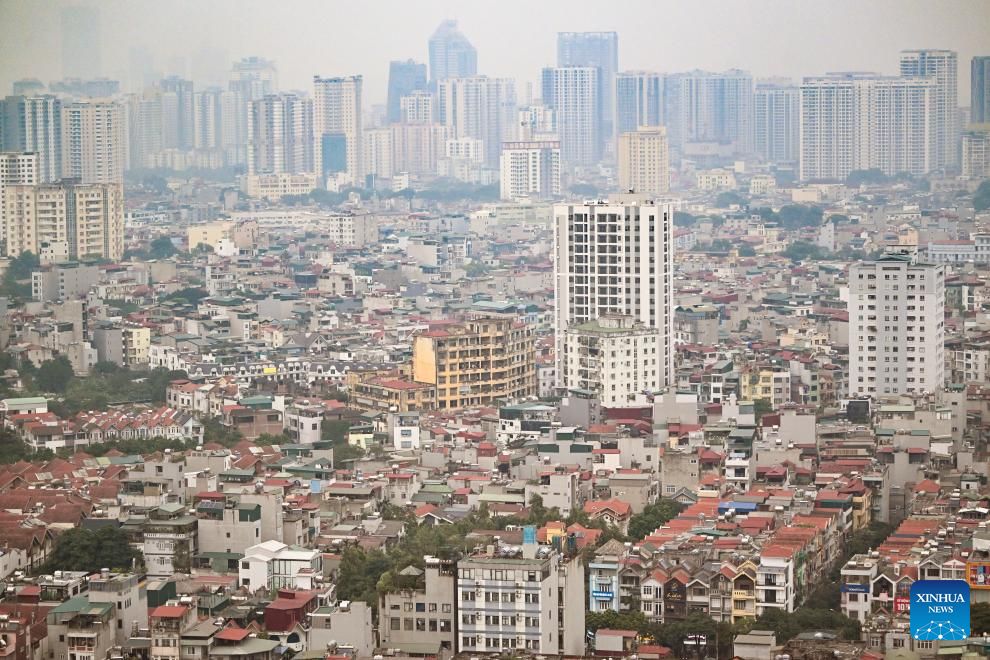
left=591, top=591, right=614, bottom=599
left=664, top=581, right=686, bottom=602
left=841, top=583, right=869, bottom=593
left=894, top=597, right=910, bottom=613
left=967, top=561, right=990, bottom=589
left=523, top=525, right=536, bottom=545
left=263, top=366, right=277, bottom=375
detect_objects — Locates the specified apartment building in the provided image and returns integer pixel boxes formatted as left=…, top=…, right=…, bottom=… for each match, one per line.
left=848, top=253, right=945, bottom=397
left=412, top=317, right=536, bottom=410
left=380, top=556, right=457, bottom=652
left=617, top=127, right=670, bottom=196
left=456, top=546, right=585, bottom=656
left=562, top=314, right=664, bottom=408
left=553, top=195, right=674, bottom=392
left=3, top=179, right=124, bottom=260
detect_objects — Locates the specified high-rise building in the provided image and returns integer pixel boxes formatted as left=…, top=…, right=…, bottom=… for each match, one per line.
left=386, top=60, right=428, bottom=124
left=362, top=127, right=393, bottom=179
left=848, top=253, right=945, bottom=397
left=390, top=123, right=449, bottom=177
left=0, top=152, right=38, bottom=248
left=664, top=70, right=753, bottom=158
left=972, top=56, right=990, bottom=124
left=800, top=73, right=934, bottom=180
left=230, top=57, right=278, bottom=101
left=437, top=76, right=516, bottom=167
left=615, top=71, right=663, bottom=138
left=553, top=194, right=674, bottom=391
left=900, top=50, right=958, bottom=169
left=247, top=94, right=315, bottom=175
left=517, top=105, right=556, bottom=141
left=0, top=95, right=62, bottom=182
left=428, top=20, right=477, bottom=88
left=557, top=32, right=618, bottom=151
left=617, top=126, right=670, bottom=195
left=3, top=180, right=124, bottom=260
left=192, top=87, right=225, bottom=150
left=61, top=101, right=126, bottom=184
left=541, top=67, right=599, bottom=164
left=400, top=91, right=435, bottom=124
left=159, top=76, right=195, bottom=150
left=60, top=6, right=102, bottom=81
left=962, top=125, right=990, bottom=179
left=753, top=79, right=800, bottom=164
left=313, top=75, right=363, bottom=184
left=499, top=140, right=561, bottom=201
left=125, top=90, right=162, bottom=169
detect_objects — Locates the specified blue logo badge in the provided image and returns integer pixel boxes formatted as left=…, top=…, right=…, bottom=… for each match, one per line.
left=911, top=579, right=970, bottom=640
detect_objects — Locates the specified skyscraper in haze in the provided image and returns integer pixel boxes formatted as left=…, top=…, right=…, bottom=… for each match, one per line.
left=615, top=71, right=664, bottom=138
left=557, top=32, right=618, bottom=154
left=193, top=87, right=225, bottom=150
left=61, top=100, right=127, bottom=184
left=437, top=76, right=517, bottom=167
left=800, top=73, right=935, bottom=180
left=900, top=49, right=958, bottom=169
left=428, top=20, right=478, bottom=89
left=313, top=75, right=363, bottom=184
left=248, top=94, right=315, bottom=175
left=386, top=60, right=428, bottom=124
left=230, top=57, right=278, bottom=101
left=664, top=70, right=754, bottom=159
left=159, top=76, right=195, bottom=151
left=542, top=66, right=600, bottom=164
left=499, top=140, right=561, bottom=201
left=754, top=79, right=800, bottom=164
left=60, top=6, right=102, bottom=80
left=0, top=95, right=62, bottom=183
left=972, top=56, right=990, bottom=124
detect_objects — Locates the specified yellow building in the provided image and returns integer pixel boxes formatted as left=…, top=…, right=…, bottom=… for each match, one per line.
left=412, top=317, right=536, bottom=410
left=122, top=325, right=151, bottom=366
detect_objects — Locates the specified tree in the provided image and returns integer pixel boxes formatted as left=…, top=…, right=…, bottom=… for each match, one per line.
left=753, top=607, right=860, bottom=643
left=36, top=356, right=75, bottom=393
left=754, top=398, right=774, bottom=420
left=974, top=180, right=990, bottom=212
left=782, top=240, right=826, bottom=263
left=973, top=602, right=990, bottom=635
left=337, top=545, right=392, bottom=607
left=0, top=251, right=40, bottom=299
left=627, top=500, right=685, bottom=541
left=42, top=526, right=142, bottom=574
left=715, top=191, right=745, bottom=208
left=673, top=211, right=697, bottom=227
left=846, top=169, right=889, bottom=187
left=149, top=236, right=178, bottom=259
left=777, top=205, right=824, bottom=230
left=585, top=609, right=653, bottom=635
left=738, top=245, right=757, bottom=257
left=163, top=287, right=209, bottom=305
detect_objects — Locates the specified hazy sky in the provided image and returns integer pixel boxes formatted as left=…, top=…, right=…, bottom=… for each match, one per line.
left=1, top=0, right=988, bottom=104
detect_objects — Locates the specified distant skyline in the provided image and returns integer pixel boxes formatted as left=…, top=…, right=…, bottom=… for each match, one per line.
left=1, top=0, right=987, bottom=105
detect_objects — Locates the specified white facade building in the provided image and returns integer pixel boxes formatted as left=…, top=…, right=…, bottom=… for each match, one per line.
left=247, top=93, right=314, bottom=175
left=563, top=315, right=664, bottom=408
left=754, top=79, right=800, bottom=164
left=238, top=540, right=322, bottom=592
left=848, top=253, right=945, bottom=397
left=541, top=66, right=599, bottom=164
left=437, top=76, right=516, bottom=167
left=313, top=75, right=363, bottom=183
left=553, top=195, right=674, bottom=392
left=800, top=73, right=935, bottom=180
left=499, top=141, right=561, bottom=201
left=61, top=100, right=126, bottom=184
left=900, top=49, right=958, bottom=170
left=0, top=151, right=38, bottom=244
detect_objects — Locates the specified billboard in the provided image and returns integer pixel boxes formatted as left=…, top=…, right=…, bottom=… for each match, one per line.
left=967, top=561, right=990, bottom=589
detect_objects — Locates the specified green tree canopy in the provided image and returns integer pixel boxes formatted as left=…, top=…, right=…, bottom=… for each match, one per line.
left=974, top=180, right=990, bottom=212
left=627, top=500, right=685, bottom=541
left=149, top=236, right=178, bottom=259
left=36, top=356, right=75, bottom=394
left=42, top=526, right=143, bottom=574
